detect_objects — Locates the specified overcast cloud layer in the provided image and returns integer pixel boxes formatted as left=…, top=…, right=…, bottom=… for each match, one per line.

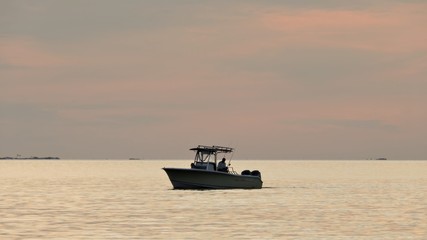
left=1, top=1, right=426, bottom=159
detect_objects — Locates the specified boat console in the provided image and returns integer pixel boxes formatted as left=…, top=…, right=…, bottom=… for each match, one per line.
left=191, top=162, right=216, bottom=171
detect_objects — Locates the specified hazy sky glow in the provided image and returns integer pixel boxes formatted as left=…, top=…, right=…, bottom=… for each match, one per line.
left=1, top=1, right=426, bottom=159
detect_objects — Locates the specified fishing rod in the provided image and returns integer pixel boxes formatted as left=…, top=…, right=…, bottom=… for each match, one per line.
left=228, top=149, right=234, bottom=166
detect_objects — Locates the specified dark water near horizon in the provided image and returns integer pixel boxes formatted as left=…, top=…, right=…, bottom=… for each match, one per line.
left=1, top=160, right=426, bottom=239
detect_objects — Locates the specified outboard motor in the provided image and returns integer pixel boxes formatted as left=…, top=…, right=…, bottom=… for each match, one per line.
left=241, top=170, right=251, bottom=175
left=251, top=170, right=261, bottom=178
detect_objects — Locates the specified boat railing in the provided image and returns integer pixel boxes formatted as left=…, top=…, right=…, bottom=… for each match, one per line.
left=227, top=167, right=238, bottom=175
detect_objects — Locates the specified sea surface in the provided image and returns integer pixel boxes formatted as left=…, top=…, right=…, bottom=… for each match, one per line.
left=0, top=160, right=426, bottom=239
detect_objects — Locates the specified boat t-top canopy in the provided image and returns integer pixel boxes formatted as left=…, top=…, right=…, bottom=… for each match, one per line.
left=190, top=145, right=233, bottom=154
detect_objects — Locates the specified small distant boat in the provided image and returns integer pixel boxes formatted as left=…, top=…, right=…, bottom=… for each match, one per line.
left=163, top=145, right=263, bottom=189
left=376, top=157, right=387, bottom=160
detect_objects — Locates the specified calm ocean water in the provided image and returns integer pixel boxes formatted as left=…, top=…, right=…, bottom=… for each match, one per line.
left=0, top=160, right=426, bottom=239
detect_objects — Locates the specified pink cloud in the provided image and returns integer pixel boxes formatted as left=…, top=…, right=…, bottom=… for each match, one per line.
left=0, top=37, right=67, bottom=67
left=259, top=3, right=427, bottom=53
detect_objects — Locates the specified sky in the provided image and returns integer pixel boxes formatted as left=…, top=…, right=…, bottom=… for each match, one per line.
left=1, top=0, right=426, bottom=160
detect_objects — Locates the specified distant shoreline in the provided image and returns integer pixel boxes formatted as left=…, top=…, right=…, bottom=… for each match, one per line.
left=0, top=157, right=60, bottom=160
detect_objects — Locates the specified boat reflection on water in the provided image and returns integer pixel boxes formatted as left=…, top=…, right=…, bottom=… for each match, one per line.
left=163, top=145, right=262, bottom=189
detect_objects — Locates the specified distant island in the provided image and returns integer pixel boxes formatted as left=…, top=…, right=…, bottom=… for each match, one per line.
left=0, top=156, right=60, bottom=160
left=367, top=157, right=388, bottom=160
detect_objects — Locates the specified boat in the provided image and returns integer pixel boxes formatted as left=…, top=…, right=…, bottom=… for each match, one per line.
left=163, top=145, right=263, bottom=189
